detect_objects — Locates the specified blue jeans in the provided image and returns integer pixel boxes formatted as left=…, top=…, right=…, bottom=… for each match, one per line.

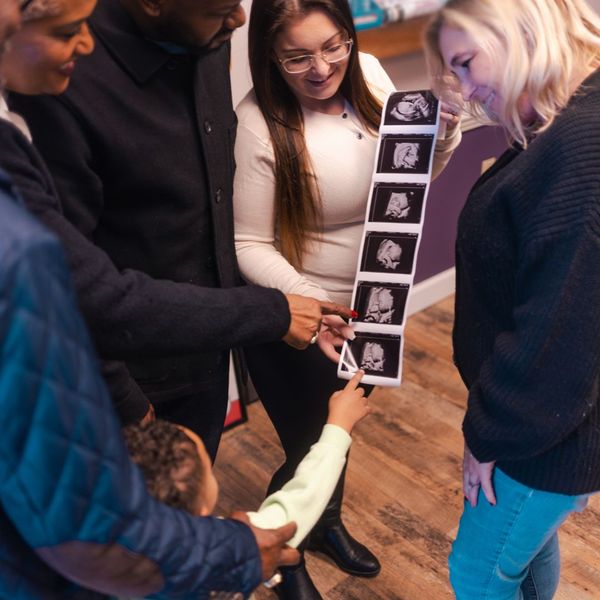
left=449, top=468, right=591, bottom=599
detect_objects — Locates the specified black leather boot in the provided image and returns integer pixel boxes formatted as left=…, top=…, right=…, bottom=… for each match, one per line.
left=274, top=556, right=323, bottom=600
left=307, top=470, right=381, bottom=577
left=307, top=518, right=381, bottom=577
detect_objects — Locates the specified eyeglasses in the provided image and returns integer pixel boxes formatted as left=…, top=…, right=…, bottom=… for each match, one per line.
left=278, top=40, right=353, bottom=74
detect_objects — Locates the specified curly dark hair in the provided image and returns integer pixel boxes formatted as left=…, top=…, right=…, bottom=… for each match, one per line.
left=123, top=420, right=205, bottom=513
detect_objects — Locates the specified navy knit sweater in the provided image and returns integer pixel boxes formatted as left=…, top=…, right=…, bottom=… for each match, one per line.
left=454, top=69, right=600, bottom=495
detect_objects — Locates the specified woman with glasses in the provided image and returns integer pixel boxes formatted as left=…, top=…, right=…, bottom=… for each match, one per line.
left=233, top=1, right=460, bottom=598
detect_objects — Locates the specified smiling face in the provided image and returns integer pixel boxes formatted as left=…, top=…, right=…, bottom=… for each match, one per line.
left=273, top=9, right=350, bottom=112
left=1, top=0, right=96, bottom=95
left=438, top=24, right=501, bottom=117
left=438, top=24, right=535, bottom=125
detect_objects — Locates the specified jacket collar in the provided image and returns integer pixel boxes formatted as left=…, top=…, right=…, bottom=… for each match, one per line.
left=91, top=0, right=173, bottom=85
left=0, top=95, right=32, bottom=142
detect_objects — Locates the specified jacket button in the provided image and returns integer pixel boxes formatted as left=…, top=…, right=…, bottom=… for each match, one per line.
left=205, top=255, right=214, bottom=269
left=215, top=188, right=223, bottom=203
left=204, top=120, right=212, bottom=134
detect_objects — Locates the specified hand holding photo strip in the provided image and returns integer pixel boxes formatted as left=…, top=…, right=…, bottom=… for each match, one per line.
left=338, top=88, right=442, bottom=387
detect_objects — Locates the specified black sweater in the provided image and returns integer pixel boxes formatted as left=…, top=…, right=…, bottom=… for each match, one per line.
left=7, top=0, right=290, bottom=422
left=454, top=69, right=600, bottom=494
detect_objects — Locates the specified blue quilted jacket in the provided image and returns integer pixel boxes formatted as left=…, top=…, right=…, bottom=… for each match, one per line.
left=0, top=169, right=262, bottom=599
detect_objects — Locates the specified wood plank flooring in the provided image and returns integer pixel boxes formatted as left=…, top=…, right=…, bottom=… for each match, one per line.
left=214, top=295, right=600, bottom=599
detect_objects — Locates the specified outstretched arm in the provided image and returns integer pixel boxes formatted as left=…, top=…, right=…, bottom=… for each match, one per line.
left=0, top=213, right=263, bottom=597
left=0, top=103, right=291, bottom=359
left=246, top=372, right=369, bottom=546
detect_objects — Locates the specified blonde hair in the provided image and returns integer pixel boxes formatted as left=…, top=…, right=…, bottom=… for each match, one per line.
left=424, top=0, right=600, bottom=146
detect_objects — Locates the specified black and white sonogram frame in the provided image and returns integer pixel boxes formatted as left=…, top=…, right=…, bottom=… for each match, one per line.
left=368, top=183, right=426, bottom=225
left=354, top=281, right=409, bottom=327
left=360, top=232, right=418, bottom=276
left=338, top=88, right=441, bottom=388
left=383, top=90, right=439, bottom=127
left=339, top=332, right=403, bottom=386
left=376, top=134, right=434, bottom=175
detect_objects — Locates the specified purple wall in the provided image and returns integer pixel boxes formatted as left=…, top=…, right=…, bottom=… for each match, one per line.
left=414, top=126, right=508, bottom=284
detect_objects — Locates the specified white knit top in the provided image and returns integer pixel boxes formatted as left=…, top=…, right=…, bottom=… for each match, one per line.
left=233, top=53, right=460, bottom=305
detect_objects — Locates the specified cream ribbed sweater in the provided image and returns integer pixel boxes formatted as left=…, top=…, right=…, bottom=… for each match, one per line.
left=233, top=53, right=460, bottom=305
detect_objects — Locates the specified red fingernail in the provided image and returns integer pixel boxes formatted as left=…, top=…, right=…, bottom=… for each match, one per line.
left=351, top=310, right=359, bottom=318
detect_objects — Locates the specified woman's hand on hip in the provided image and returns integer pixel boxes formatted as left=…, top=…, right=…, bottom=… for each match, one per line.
left=463, top=442, right=496, bottom=508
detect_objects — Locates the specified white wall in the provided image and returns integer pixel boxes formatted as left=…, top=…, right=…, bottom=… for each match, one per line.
left=230, top=0, right=600, bottom=105
left=230, top=0, right=253, bottom=107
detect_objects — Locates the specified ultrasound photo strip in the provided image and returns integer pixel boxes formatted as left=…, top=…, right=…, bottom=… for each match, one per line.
left=337, top=88, right=442, bottom=387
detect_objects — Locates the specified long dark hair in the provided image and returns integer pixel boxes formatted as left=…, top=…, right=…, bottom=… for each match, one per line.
left=248, top=0, right=384, bottom=268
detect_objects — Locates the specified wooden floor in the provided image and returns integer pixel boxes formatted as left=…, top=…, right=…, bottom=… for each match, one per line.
left=214, top=295, right=600, bottom=599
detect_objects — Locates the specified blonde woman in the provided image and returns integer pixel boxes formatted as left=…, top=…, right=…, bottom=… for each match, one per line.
left=424, top=0, right=600, bottom=597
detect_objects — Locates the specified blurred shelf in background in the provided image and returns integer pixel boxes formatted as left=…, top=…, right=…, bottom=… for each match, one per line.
left=357, top=15, right=428, bottom=59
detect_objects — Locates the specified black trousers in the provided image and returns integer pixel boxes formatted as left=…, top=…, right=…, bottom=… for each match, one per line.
left=150, top=355, right=230, bottom=462
left=245, top=341, right=371, bottom=497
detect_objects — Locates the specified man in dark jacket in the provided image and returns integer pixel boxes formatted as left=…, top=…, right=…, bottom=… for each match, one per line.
left=0, top=164, right=299, bottom=599
left=10, top=0, right=351, bottom=457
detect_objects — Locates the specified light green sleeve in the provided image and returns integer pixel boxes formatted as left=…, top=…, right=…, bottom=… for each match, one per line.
left=246, top=424, right=352, bottom=547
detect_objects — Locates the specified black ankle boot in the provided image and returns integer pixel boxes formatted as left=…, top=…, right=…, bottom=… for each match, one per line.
left=307, top=476, right=380, bottom=579
left=308, top=519, right=381, bottom=577
left=274, top=557, right=323, bottom=600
